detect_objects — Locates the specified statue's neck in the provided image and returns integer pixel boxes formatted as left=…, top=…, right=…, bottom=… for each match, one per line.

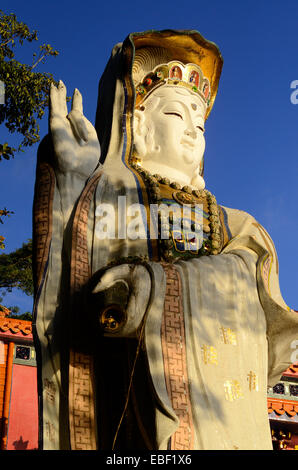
left=140, top=161, right=192, bottom=187
left=139, top=161, right=205, bottom=190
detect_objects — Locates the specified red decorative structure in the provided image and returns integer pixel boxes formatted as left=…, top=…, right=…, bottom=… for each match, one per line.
left=0, top=308, right=38, bottom=450
left=267, top=363, right=298, bottom=450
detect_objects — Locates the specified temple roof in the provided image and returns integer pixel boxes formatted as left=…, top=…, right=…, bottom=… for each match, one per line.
left=268, top=398, right=298, bottom=419
left=283, top=363, right=298, bottom=378
left=268, top=363, right=298, bottom=420
left=0, top=316, right=32, bottom=337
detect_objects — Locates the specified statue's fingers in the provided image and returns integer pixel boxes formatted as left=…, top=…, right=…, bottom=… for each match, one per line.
left=57, top=80, right=68, bottom=116
left=84, top=118, right=101, bottom=147
left=126, top=266, right=151, bottom=319
left=131, top=265, right=149, bottom=282
left=50, top=83, right=60, bottom=117
left=131, top=265, right=151, bottom=297
left=71, top=88, right=83, bottom=113
left=84, top=116, right=98, bottom=135
left=67, top=110, right=89, bottom=143
left=93, top=265, right=132, bottom=293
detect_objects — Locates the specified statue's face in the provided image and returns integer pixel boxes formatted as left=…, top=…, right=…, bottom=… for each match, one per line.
left=134, top=86, right=206, bottom=186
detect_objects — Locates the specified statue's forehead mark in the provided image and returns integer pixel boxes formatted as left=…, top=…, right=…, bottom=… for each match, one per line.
left=191, top=103, right=197, bottom=110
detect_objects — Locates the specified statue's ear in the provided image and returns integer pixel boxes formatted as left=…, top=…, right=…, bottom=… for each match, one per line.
left=133, top=109, right=147, bottom=158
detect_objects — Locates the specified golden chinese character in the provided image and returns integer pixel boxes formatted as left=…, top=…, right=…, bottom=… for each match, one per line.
left=44, top=378, right=56, bottom=404
left=201, top=344, right=218, bottom=365
left=247, top=371, right=259, bottom=391
left=45, top=420, right=55, bottom=442
left=220, top=326, right=237, bottom=345
left=224, top=380, right=243, bottom=401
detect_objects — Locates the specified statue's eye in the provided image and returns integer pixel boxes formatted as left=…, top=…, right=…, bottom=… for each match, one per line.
left=164, top=112, right=183, bottom=120
left=196, top=125, right=205, bottom=133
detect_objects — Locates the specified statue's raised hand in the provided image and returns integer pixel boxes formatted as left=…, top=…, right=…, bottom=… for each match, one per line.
left=50, top=80, right=101, bottom=180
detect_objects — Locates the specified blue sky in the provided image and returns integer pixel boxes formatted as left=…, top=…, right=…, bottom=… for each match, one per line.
left=1, top=0, right=298, bottom=312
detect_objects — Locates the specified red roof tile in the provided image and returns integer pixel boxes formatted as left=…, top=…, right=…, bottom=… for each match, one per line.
left=283, top=363, right=298, bottom=378
left=0, top=317, right=32, bottom=336
left=268, top=398, right=298, bottom=417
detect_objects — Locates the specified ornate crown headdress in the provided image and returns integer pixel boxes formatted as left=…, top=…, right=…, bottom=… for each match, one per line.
left=128, top=30, right=223, bottom=120
left=135, top=60, right=211, bottom=109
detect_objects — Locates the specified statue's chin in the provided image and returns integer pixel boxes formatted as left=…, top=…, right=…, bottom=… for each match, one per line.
left=183, top=152, right=197, bottom=164
left=190, top=173, right=205, bottom=190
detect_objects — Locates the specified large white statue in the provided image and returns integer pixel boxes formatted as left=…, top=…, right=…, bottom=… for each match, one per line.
left=32, top=29, right=298, bottom=450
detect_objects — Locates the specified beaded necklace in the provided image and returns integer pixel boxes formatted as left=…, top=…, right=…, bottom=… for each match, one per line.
left=130, top=161, right=223, bottom=260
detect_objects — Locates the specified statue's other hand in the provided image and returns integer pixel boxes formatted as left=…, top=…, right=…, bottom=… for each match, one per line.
left=92, top=264, right=151, bottom=336
left=50, top=80, right=101, bottom=179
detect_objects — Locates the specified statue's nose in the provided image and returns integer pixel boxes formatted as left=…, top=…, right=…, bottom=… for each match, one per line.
left=185, top=128, right=197, bottom=139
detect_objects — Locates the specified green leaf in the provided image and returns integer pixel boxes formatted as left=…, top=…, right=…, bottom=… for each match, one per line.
left=0, top=9, right=59, bottom=160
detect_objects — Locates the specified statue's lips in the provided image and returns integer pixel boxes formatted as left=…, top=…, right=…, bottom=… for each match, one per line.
left=180, top=139, right=195, bottom=150
left=180, top=139, right=199, bottom=164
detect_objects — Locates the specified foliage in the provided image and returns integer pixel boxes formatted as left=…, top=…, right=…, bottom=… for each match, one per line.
left=0, top=10, right=59, bottom=160
left=0, top=302, right=32, bottom=321
left=0, top=207, right=14, bottom=249
left=8, top=311, right=33, bottom=321
left=0, top=297, right=32, bottom=321
left=0, top=239, right=33, bottom=295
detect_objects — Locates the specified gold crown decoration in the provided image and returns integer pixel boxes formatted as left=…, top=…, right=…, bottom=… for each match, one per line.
left=127, top=30, right=223, bottom=120
left=135, top=61, right=211, bottom=109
